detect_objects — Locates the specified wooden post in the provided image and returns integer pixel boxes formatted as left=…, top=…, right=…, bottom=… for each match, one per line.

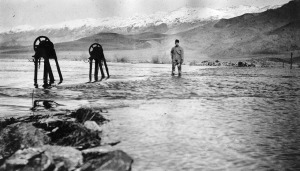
left=43, top=58, right=50, bottom=87
left=54, top=58, right=63, bottom=83
left=47, top=60, right=55, bottom=84
left=89, top=60, right=92, bottom=82
left=283, top=61, right=284, bottom=68
left=103, top=59, right=110, bottom=78
left=34, top=58, right=38, bottom=87
left=94, top=59, right=99, bottom=81
left=290, top=52, right=293, bottom=69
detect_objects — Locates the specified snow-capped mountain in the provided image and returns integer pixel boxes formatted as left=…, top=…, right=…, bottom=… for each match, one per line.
left=0, top=4, right=282, bottom=47
left=2, top=5, right=280, bottom=34
left=1, top=0, right=298, bottom=59
left=9, top=25, right=35, bottom=33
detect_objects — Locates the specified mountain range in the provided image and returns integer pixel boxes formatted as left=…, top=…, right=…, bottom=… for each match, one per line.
left=0, top=0, right=299, bottom=59
left=0, top=4, right=280, bottom=46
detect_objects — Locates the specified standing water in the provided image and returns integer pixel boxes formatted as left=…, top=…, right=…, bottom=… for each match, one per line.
left=0, top=59, right=300, bottom=170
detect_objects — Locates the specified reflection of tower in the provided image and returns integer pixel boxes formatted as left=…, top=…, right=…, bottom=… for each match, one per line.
left=288, top=39, right=298, bottom=69
left=290, top=52, right=293, bottom=69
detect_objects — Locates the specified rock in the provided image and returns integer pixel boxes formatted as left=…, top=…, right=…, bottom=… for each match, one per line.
left=81, top=145, right=115, bottom=155
left=69, top=108, right=108, bottom=125
left=0, top=108, right=133, bottom=171
left=47, top=122, right=102, bottom=149
left=34, top=120, right=102, bottom=149
left=33, top=119, right=63, bottom=133
left=238, top=61, right=245, bottom=67
left=4, top=148, right=44, bottom=166
left=84, top=121, right=103, bottom=132
left=80, top=150, right=133, bottom=171
left=22, top=152, right=55, bottom=171
left=0, top=123, right=50, bottom=159
left=0, top=146, right=133, bottom=171
left=40, top=117, right=64, bottom=125
left=237, top=61, right=255, bottom=67
left=42, top=145, right=83, bottom=170
left=0, top=148, right=53, bottom=171
left=0, top=118, right=17, bottom=130
left=0, top=145, right=83, bottom=171
left=18, top=114, right=103, bottom=150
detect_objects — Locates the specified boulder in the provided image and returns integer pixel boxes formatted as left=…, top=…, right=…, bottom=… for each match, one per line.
left=81, top=150, right=133, bottom=171
left=42, top=145, right=83, bottom=170
left=0, top=146, right=133, bottom=171
left=238, top=61, right=245, bottom=67
left=0, top=118, right=17, bottom=130
left=0, top=147, right=53, bottom=171
left=0, top=122, right=50, bottom=159
left=84, top=121, right=103, bottom=132
left=47, top=122, right=102, bottom=149
left=33, top=120, right=102, bottom=149
left=69, top=108, right=108, bottom=125
left=0, top=145, right=83, bottom=171
left=81, top=145, right=115, bottom=155
left=0, top=108, right=133, bottom=171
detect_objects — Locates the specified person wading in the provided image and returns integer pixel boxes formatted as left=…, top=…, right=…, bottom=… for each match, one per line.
left=170, top=39, right=184, bottom=76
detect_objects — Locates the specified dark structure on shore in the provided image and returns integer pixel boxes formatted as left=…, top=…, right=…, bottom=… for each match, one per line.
left=32, top=36, right=63, bottom=88
left=88, top=43, right=109, bottom=82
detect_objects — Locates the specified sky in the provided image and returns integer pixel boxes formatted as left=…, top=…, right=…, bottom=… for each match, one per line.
left=0, top=0, right=291, bottom=31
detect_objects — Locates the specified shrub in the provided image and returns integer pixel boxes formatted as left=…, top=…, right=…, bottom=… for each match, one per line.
left=189, top=60, right=197, bottom=66
left=151, top=55, right=160, bottom=64
left=114, top=55, right=129, bottom=63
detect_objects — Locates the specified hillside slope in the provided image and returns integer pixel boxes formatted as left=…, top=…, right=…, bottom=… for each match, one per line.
left=53, top=32, right=170, bottom=51
left=177, top=0, right=300, bottom=58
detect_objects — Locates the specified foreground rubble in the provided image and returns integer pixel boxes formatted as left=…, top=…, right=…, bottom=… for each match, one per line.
left=0, top=108, right=133, bottom=171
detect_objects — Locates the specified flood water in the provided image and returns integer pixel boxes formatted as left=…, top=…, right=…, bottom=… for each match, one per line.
left=0, top=59, right=300, bottom=170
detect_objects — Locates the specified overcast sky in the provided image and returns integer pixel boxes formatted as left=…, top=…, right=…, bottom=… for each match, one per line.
left=0, top=0, right=291, bottom=31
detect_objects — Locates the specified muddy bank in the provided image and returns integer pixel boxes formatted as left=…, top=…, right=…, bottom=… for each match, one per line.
left=0, top=107, right=133, bottom=171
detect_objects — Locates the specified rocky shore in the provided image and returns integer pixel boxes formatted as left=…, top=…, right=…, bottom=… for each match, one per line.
left=0, top=108, right=133, bottom=171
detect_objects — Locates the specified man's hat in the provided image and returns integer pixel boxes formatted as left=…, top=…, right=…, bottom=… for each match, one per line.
left=175, top=39, right=179, bottom=43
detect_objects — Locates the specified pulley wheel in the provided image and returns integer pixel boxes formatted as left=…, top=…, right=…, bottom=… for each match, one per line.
left=33, top=36, right=50, bottom=51
left=89, top=43, right=102, bottom=55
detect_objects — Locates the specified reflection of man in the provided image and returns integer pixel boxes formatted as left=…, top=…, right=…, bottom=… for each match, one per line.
left=170, top=39, right=184, bottom=76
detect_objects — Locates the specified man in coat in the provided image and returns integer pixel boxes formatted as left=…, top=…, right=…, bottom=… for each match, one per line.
left=170, top=39, right=184, bottom=76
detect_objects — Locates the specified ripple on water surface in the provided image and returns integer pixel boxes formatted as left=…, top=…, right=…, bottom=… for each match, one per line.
left=0, top=60, right=300, bottom=170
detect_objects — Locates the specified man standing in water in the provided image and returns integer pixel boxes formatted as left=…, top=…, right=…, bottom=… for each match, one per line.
left=171, top=39, right=184, bottom=76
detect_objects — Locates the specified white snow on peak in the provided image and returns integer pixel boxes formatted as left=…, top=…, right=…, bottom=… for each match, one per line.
left=1, top=4, right=281, bottom=34
left=39, top=18, right=98, bottom=30
left=8, top=25, right=35, bottom=33
left=217, top=4, right=280, bottom=16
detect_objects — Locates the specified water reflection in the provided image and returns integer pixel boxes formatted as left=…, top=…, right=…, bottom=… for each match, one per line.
left=31, top=100, right=63, bottom=111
